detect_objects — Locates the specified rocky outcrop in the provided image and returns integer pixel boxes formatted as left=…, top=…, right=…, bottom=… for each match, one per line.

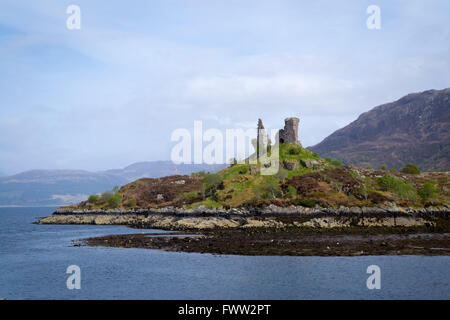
left=36, top=204, right=449, bottom=230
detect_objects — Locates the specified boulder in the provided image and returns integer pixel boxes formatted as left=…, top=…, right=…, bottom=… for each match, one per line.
left=300, top=159, right=321, bottom=168
left=283, top=160, right=299, bottom=171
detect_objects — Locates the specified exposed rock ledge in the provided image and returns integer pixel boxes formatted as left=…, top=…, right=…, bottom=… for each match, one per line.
left=36, top=205, right=449, bottom=230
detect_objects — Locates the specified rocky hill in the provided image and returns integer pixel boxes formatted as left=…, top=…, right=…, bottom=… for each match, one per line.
left=309, top=88, right=450, bottom=171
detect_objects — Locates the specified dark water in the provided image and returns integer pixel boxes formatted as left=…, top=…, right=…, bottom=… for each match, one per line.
left=0, top=207, right=449, bottom=300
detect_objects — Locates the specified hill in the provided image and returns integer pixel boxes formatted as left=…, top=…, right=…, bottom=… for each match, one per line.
left=71, top=142, right=450, bottom=211
left=0, top=162, right=226, bottom=206
left=309, top=88, right=450, bottom=171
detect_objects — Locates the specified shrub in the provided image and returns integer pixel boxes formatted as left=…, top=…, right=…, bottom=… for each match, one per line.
left=275, top=168, right=288, bottom=181
left=202, top=173, right=224, bottom=198
left=88, top=194, right=99, bottom=204
left=381, top=165, right=387, bottom=170
left=400, top=163, right=420, bottom=174
left=238, top=166, right=249, bottom=174
left=285, top=185, right=297, bottom=198
left=294, top=198, right=319, bottom=208
left=108, top=194, right=122, bottom=208
left=389, top=168, right=397, bottom=173
left=101, top=191, right=114, bottom=201
left=254, top=180, right=282, bottom=199
left=418, top=182, right=437, bottom=202
left=330, top=159, right=342, bottom=167
left=288, top=147, right=300, bottom=155
left=376, top=175, right=417, bottom=201
left=126, top=198, right=137, bottom=207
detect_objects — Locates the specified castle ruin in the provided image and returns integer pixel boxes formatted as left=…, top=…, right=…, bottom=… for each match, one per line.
left=255, top=117, right=301, bottom=159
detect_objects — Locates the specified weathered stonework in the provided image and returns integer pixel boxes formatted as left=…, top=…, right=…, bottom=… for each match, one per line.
left=256, top=118, right=269, bottom=159
left=277, top=117, right=301, bottom=146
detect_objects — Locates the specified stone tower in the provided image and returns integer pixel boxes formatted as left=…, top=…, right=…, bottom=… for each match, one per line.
left=278, top=117, right=301, bottom=146
left=256, top=118, right=269, bottom=159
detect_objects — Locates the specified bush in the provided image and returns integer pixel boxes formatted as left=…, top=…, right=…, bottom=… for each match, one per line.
left=107, top=194, right=122, bottom=208
left=202, top=173, right=224, bottom=198
left=330, top=159, right=342, bottom=167
left=238, top=166, right=249, bottom=174
left=376, top=175, right=417, bottom=201
left=88, top=194, right=99, bottom=204
left=101, top=191, right=114, bottom=201
left=389, top=168, right=397, bottom=173
left=381, top=165, right=387, bottom=170
left=275, top=168, right=288, bottom=181
left=294, top=198, right=319, bottom=208
left=126, top=198, right=137, bottom=207
left=288, top=147, right=300, bottom=155
left=418, top=182, right=437, bottom=202
left=400, top=163, right=420, bottom=174
left=285, top=185, right=297, bottom=198
left=254, top=180, right=282, bottom=199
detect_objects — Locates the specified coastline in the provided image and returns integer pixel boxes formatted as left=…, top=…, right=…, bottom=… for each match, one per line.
left=37, top=206, right=450, bottom=256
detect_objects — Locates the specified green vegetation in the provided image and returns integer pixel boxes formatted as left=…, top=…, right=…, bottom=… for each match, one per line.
left=376, top=175, right=417, bottom=201
left=400, top=163, right=421, bottom=174
left=126, top=198, right=137, bottom=207
left=418, top=182, right=437, bottom=203
left=201, top=173, right=224, bottom=199
left=87, top=185, right=123, bottom=209
left=88, top=194, right=99, bottom=204
left=255, top=178, right=282, bottom=200
left=76, top=143, right=449, bottom=211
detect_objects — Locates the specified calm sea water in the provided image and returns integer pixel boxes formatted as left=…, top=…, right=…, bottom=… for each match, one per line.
left=0, top=207, right=449, bottom=300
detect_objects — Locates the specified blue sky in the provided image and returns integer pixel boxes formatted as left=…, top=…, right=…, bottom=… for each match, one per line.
left=1, top=0, right=449, bottom=174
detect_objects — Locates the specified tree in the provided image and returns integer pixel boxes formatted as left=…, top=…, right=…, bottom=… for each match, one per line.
left=88, top=194, right=98, bottom=204
left=107, top=194, right=122, bottom=208
left=418, top=182, right=437, bottom=202
left=400, top=163, right=420, bottom=174
left=201, top=173, right=224, bottom=199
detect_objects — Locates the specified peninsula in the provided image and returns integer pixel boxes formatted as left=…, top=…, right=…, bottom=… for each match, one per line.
left=38, top=117, right=450, bottom=256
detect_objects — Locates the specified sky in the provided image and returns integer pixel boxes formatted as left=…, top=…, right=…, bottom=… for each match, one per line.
left=0, top=0, right=449, bottom=175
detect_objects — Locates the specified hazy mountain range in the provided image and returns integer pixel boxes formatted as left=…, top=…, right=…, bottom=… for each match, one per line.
left=0, top=162, right=226, bottom=206
left=309, top=88, right=450, bottom=171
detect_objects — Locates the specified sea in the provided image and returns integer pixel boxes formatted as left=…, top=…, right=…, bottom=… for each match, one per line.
left=0, top=207, right=449, bottom=300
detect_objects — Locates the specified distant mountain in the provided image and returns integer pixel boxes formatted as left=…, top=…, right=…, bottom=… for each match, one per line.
left=309, top=88, right=450, bottom=171
left=0, top=162, right=227, bottom=206
left=103, top=161, right=227, bottom=182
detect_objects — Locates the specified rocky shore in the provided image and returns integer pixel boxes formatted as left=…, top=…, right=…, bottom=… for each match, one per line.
left=37, top=205, right=449, bottom=230
left=37, top=205, right=450, bottom=256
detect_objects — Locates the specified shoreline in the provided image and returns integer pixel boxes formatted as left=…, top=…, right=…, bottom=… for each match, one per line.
left=81, top=229, right=450, bottom=256
left=37, top=206, right=450, bottom=256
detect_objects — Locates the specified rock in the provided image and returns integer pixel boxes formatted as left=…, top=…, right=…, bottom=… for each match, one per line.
left=174, top=180, right=185, bottom=185
left=156, top=194, right=164, bottom=200
left=283, top=160, right=299, bottom=171
left=300, top=159, right=321, bottom=168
